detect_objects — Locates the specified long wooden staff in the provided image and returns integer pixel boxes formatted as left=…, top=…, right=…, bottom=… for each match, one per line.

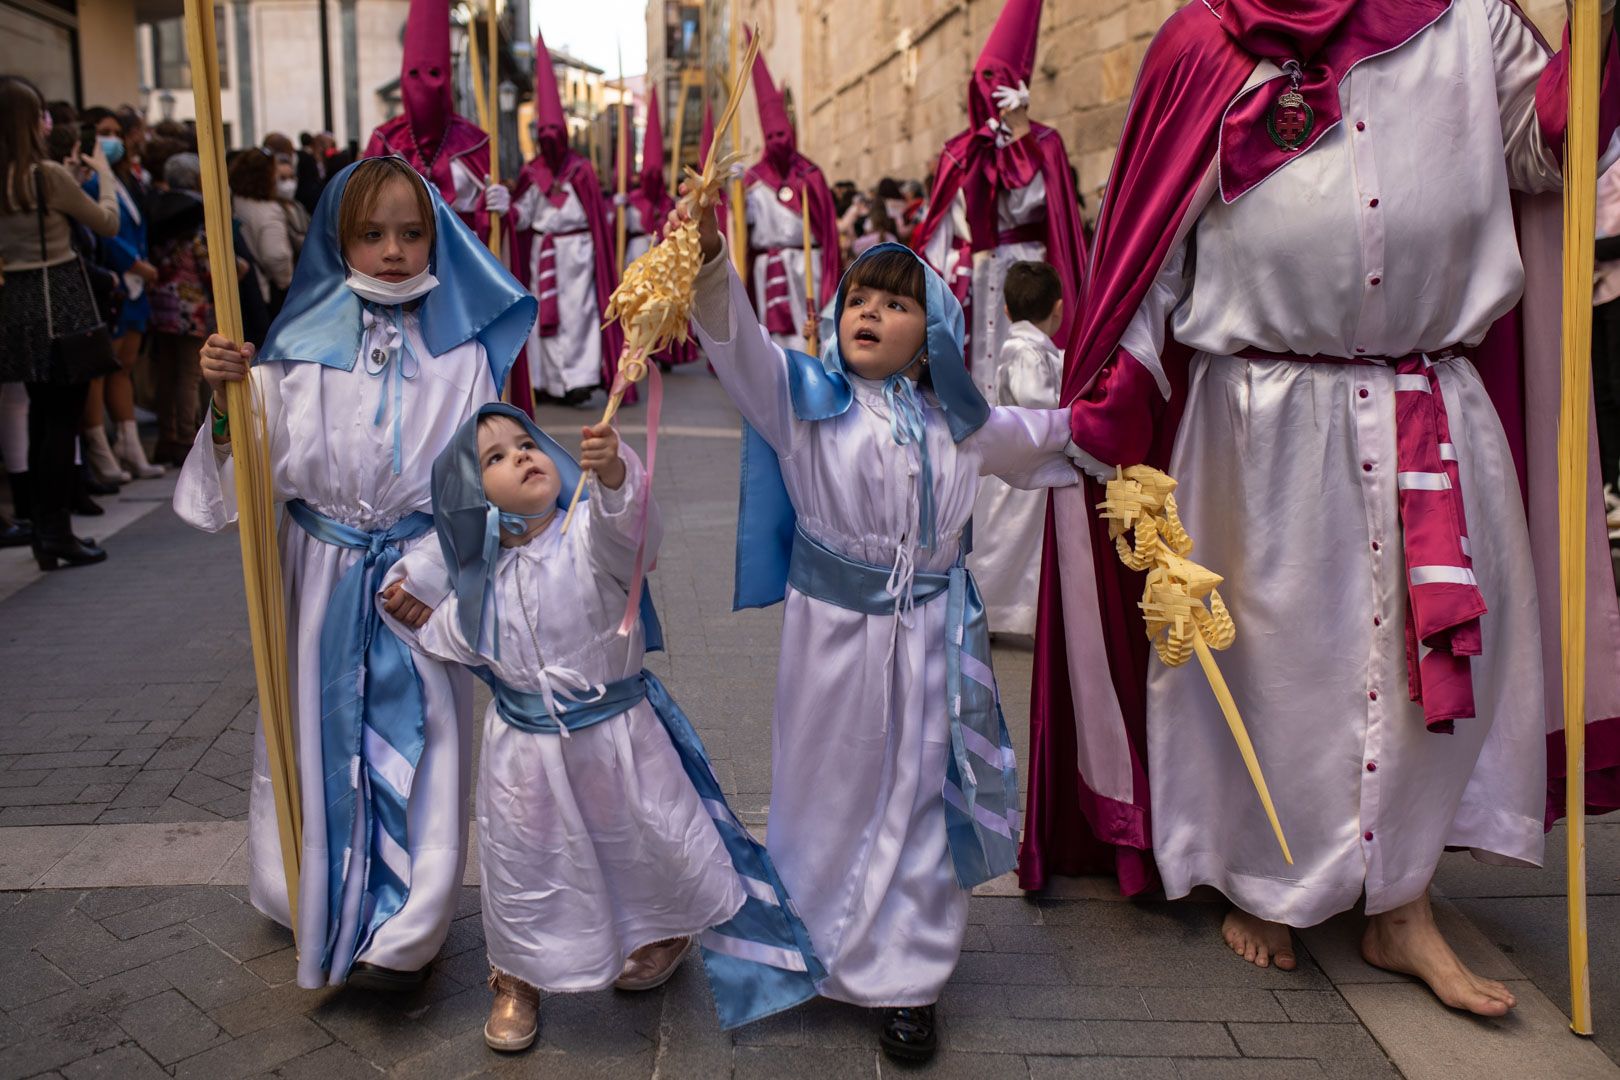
left=727, top=9, right=748, bottom=276
left=616, top=42, right=629, bottom=272
left=801, top=196, right=817, bottom=353
left=486, top=0, right=502, bottom=257
left=559, top=28, right=761, bottom=535
left=1562, top=0, right=1601, bottom=1039
left=465, top=7, right=498, bottom=257
left=182, top=0, right=301, bottom=925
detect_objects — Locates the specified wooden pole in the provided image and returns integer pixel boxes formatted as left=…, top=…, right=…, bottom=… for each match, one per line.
left=486, top=0, right=502, bottom=257
left=1562, top=0, right=1601, bottom=1039
left=727, top=3, right=747, bottom=276
left=181, top=0, right=301, bottom=929
left=801, top=195, right=817, bottom=353
left=616, top=42, right=628, bottom=271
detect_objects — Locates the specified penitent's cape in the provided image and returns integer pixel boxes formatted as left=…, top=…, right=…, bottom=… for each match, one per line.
left=1019, top=0, right=1620, bottom=895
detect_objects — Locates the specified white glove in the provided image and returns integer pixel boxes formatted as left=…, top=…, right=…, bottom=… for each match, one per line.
left=484, top=183, right=511, bottom=215
left=986, top=117, right=1014, bottom=149
left=992, top=80, right=1030, bottom=114
left=612, top=192, right=630, bottom=208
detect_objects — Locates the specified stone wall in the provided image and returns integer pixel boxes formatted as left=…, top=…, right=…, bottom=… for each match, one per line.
left=795, top=0, right=1572, bottom=217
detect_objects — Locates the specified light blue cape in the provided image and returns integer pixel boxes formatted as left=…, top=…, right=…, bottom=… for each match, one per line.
left=733, top=242, right=989, bottom=610
left=256, top=158, right=535, bottom=393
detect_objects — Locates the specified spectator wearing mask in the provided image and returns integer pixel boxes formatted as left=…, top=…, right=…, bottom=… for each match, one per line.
left=79, top=105, right=164, bottom=484
left=229, top=147, right=297, bottom=312
left=0, top=76, right=122, bottom=567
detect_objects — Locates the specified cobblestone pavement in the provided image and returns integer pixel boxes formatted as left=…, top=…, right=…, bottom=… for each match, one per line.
left=0, top=372, right=1615, bottom=1079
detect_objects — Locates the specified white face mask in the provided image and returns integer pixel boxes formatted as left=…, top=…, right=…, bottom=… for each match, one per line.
left=275, top=178, right=297, bottom=200
left=344, top=265, right=439, bottom=306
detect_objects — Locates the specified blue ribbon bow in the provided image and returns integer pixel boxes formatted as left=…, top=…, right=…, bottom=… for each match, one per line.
left=362, top=304, right=421, bottom=475
left=882, top=370, right=937, bottom=552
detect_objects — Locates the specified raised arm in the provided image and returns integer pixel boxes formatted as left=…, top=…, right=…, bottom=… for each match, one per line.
left=575, top=440, right=662, bottom=590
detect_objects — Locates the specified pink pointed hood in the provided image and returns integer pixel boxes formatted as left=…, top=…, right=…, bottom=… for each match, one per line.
left=400, top=0, right=453, bottom=154
left=970, top=0, right=1042, bottom=131
left=534, top=25, right=568, bottom=171
left=748, top=29, right=795, bottom=173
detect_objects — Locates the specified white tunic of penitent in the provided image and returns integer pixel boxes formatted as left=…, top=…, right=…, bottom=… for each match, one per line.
left=513, top=185, right=603, bottom=397
left=1107, top=0, right=1594, bottom=928
left=745, top=183, right=824, bottom=353
left=381, top=447, right=745, bottom=992
left=968, top=320, right=1064, bottom=635
left=971, top=174, right=1047, bottom=400
left=690, top=256, right=1079, bottom=1005
left=171, top=310, right=494, bottom=988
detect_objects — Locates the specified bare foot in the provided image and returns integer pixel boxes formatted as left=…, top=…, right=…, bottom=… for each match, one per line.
left=1361, top=893, right=1516, bottom=1017
left=1222, top=908, right=1297, bottom=970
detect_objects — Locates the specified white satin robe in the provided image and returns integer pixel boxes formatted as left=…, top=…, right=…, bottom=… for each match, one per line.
left=381, top=448, right=744, bottom=992
left=1078, top=0, right=1614, bottom=927
left=921, top=177, right=1049, bottom=400
left=172, top=309, right=493, bottom=987
left=745, top=184, right=825, bottom=354
left=512, top=185, right=603, bottom=397
left=691, top=256, right=1079, bottom=1005
left=968, top=321, right=1064, bottom=636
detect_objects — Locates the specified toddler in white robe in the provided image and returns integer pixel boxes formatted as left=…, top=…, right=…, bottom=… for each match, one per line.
left=380, top=404, right=823, bottom=1051
left=684, top=202, right=1080, bottom=1062
left=177, top=156, right=536, bottom=992
left=968, top=260, right=1065, bottom=635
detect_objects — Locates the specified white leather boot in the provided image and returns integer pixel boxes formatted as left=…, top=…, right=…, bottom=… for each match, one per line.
left=83, top=425, right=130, bottom=484
left=114, top=419, right=164, bottom=478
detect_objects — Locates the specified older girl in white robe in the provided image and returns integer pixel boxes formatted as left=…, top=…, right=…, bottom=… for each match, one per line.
left=174, top=158, right=536, bottom=991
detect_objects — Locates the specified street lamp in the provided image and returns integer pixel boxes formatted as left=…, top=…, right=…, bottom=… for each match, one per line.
left=159, top=90, right=175, bottom=121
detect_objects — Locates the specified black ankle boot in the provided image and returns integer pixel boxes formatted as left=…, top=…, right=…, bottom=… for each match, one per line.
left=879, top=1004, right=938, bottom=1062
left=0, top=516, right=31, bottom=548
left=78, top=462, right=118, bottom=497
left=32, top=516, right=105, bottom=571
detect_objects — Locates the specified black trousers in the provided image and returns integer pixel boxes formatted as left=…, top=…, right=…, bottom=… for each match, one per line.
left=1596, top=296, right=1620, bottom=491
left=25, top=380, right=88, bottom=533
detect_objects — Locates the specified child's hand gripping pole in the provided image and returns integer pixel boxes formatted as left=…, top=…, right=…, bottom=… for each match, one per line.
left=559, top=27, right=762, bottom=537
left=1098, top=465, right=1294, bottom=865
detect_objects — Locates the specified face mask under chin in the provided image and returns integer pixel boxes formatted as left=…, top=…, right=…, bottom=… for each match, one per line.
left=345, top=266, right=439, bottom=306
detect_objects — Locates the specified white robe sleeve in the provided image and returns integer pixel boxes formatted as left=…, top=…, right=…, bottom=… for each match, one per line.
left=377, top=544, right=481, bottom=667
left=575, top=442, right=662, bottom=590
left=688, top=255, right=806, bottom=456
left=968, top=406, right=1081, bottom=492
left=171, top=363, right=288, bottom=532
left=1487, top=0, right=1565, bottom=193
left=509, top=185, right=540, bottom=232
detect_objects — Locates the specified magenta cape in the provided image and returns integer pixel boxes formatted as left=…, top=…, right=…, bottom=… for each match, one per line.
left=911, top=122, right=1088, bottom=352
left=1020, top=0, right=1620, bottom=895
left=507, top=150, right=627, bottom=401
left=364, top=115, right=491, bottom=239
left=742, top=156, right=842, bottom=316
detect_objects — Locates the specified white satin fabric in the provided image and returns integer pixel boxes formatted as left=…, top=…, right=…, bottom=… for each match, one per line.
left=968, top=321, right=1064, bottom=635
left=691, top=257, right=1077, bottom=1004
left=1102, top=0, right=1573, bottom=928
left=381, top=449, right=745, bottom=992
left=745, top=184, right=824, bottom=353
left=512, top=185, right=604, bottom=396
left=172, top=312, right=492, bottom=987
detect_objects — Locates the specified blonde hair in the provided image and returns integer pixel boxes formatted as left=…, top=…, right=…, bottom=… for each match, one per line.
left=337, top=157, right=435, bottom=251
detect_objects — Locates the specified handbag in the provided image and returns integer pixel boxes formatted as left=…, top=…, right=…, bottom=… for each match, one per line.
left=34, top=167, right=118, bottom=381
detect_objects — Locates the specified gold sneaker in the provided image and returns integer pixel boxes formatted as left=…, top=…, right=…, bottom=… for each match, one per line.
left=613, top=936, right=691, bottom=991
left=484, top=967, right=540, bottom=1052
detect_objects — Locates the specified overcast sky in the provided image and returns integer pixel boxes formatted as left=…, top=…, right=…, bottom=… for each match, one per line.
left=535, top=3, right=649, bottom=77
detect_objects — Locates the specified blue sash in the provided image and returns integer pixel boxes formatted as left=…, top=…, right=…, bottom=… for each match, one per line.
left=284, top=498, right=434, bottom=981
left=787, top=526, right=1021, bottom=888
left=473, top=666, right=825, bottom=1028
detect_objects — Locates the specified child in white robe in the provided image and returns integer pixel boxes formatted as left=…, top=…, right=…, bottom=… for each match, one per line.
left=380, top=404, right=823, bottom=1051
left=968, top=260, right=1065, bottom=635
left=682, top=193, right=1080, bottom=1061
left=176, top=156, right=537, bottom=992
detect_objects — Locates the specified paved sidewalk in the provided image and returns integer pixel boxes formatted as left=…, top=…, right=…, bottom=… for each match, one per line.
left=0, top=372, right=1614, bottom=1079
